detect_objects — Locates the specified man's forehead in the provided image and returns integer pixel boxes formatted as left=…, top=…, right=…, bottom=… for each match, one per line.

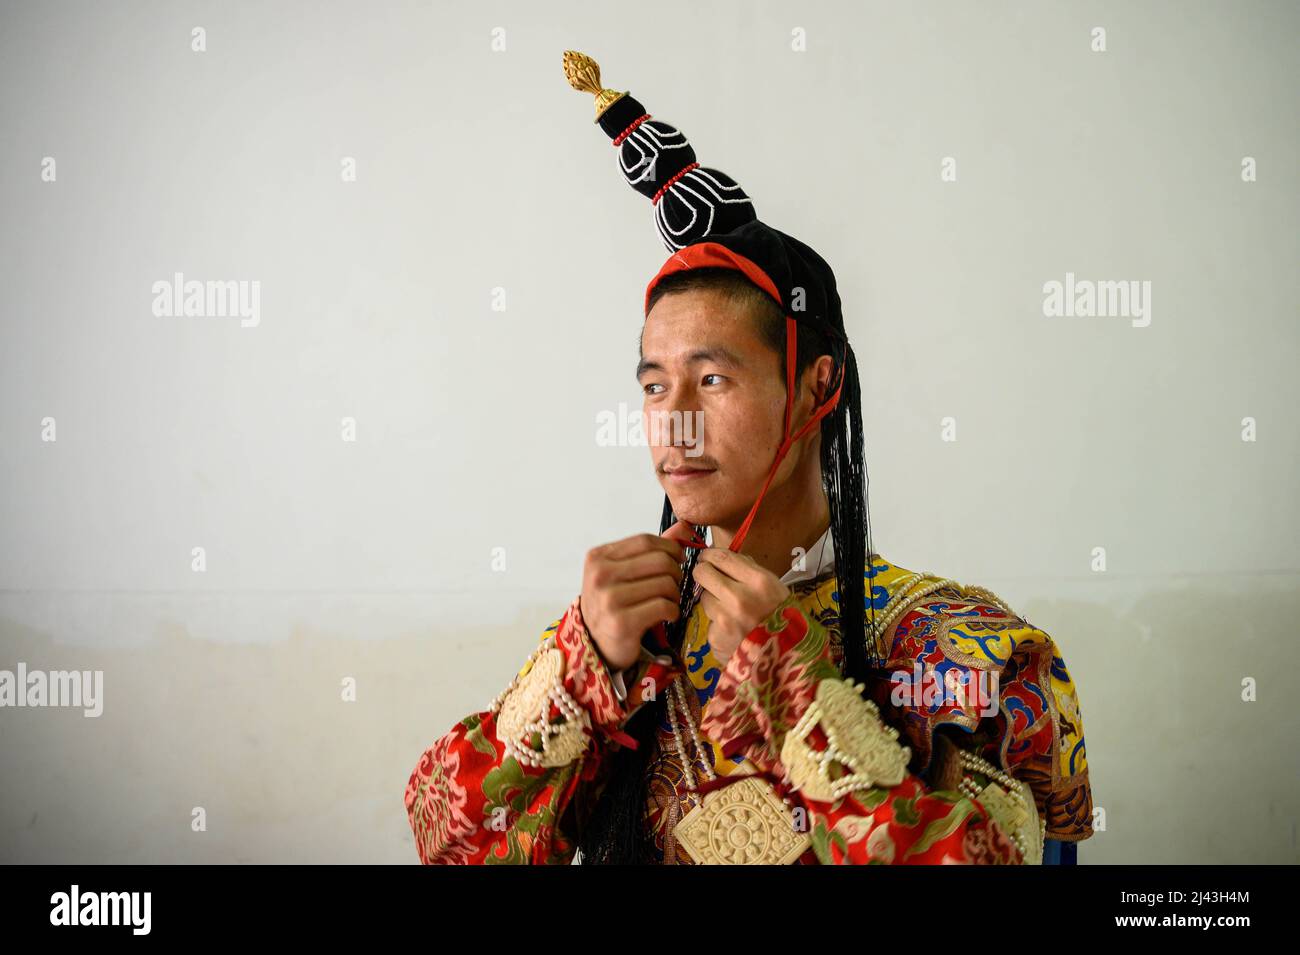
left=640, top=294, right=762, bottom=353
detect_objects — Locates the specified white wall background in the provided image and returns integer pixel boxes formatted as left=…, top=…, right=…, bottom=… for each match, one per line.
left=0, top=0, right=1296, bottom=863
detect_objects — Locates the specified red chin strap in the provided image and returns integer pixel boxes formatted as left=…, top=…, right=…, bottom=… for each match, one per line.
left=673, top=314, right=843, bottom=554
left=727, top=314, right=843, bottom=555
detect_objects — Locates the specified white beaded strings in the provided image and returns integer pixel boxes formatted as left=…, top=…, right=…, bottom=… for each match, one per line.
left=487, top=634, right=587, bottom=768
left=957, top=748, right=1044, bottom=859
left=666, top=674, right=717, bottom=808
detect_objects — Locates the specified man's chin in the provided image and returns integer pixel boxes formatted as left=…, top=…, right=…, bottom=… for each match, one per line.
left=663, top=490, right=743, bottom=529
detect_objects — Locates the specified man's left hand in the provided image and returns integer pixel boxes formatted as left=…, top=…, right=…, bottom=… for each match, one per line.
left=693, top=548, right=791, bottom=666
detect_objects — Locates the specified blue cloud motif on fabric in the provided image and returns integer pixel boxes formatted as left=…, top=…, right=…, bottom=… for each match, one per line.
left=829, top=562, right=893, bottom=610
left=1068, top=739, right=1086, bottom=775
left=686, top=640, right=721, bottom=705
left=1003, top=696, right=1037, bottom=735
left=694, top=667, right=720, bottom=706
left=1050, top=655, right=1072, bottom=684
left=950, top=626, right=1010, bottom=667
left=1022, top=679, right=1049, bottom=713
left=831, top=581, right=890, bottom=610
left=918, top=600, right=990, bottom=623
left=865, top=560, right=892, bottom=579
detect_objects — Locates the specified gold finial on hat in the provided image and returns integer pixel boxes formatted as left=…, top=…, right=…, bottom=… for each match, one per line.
left=562, top=50, right=627, bottom=119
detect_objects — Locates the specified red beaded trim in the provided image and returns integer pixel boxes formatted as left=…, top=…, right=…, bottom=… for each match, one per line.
left=612, top=113, right=650, bottom=146
left=652, top=162, right=700, bottom=204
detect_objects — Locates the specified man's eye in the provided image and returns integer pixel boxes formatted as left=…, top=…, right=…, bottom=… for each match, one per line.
left=643, top=383, right=664, bottom=395
left=702, top=374, right=725, bottom=386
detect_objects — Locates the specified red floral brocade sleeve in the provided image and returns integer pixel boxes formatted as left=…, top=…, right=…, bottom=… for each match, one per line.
left=698, top=595, right=1028, bottom=864
left=403, top=596, right=665, bottom=864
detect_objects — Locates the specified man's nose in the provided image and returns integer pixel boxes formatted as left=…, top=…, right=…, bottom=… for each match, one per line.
left=650, top=391, right=704, bottom=451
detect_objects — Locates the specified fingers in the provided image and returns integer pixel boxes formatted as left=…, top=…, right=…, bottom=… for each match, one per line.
left=621, top=595, right=681, bottom=633
left=694, top=549, right=789, bottom=618
left=698, top=587, right=721, bottom=623
left=692, top=561, right=740, bottom=614
left=696, top=547, right=764, bottom=587
left=587, top=548, right=682, bottom=590
left=608, top=574, right=682, bottom=609
left=616, top=549, right=684, bottom=586
left=596, top=532, right=686, bottom=562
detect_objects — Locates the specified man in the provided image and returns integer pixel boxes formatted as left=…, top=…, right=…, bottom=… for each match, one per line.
left=403, top=51, right=1093, bottom=865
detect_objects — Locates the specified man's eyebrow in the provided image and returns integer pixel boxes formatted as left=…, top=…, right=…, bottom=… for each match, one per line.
left=636, top=347, right=746, bottom=379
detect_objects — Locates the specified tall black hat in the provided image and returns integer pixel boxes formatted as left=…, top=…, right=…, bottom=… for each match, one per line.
left=562, top=51, right=847, bottom=346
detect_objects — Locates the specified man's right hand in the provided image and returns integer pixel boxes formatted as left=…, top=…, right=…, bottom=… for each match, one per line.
left=580, top=523, right=693, bottom=671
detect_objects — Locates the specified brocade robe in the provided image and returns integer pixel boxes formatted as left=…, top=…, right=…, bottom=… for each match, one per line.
left=404, top=553, right=1093, bottom=864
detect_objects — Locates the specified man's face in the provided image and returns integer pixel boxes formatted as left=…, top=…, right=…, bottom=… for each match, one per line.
left=637, top=287, right=804, bottom=528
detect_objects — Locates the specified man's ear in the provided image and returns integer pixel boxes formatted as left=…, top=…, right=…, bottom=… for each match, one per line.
left=806, top=354, right=836, bottom=404
left=791, top=355, right=836, bottom=435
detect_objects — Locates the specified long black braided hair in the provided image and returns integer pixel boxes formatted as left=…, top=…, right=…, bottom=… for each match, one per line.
left=575, top=267, right=880, bottom=864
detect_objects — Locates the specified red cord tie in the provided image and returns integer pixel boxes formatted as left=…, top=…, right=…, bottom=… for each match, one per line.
left=729, top=315, right=844, bottom=555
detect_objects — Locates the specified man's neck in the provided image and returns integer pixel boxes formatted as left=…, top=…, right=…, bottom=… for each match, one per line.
left=708, top=473, right=831, bottom=580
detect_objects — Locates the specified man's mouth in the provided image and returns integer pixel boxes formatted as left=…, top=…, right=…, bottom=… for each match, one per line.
left=663, top=466, right=716, bottom=483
